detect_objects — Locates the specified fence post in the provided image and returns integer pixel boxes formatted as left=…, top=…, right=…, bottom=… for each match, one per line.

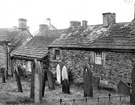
left=120, top=94, right=121, bottom=101
left=97, top=97, right=100, bottom=104
left=109, top=93, right=111, bottom=104
left=85, top=97, right=87, bottom=103
left=73, top=99, right=75, bottom=105
left=60, top=99, right=62, bottom=105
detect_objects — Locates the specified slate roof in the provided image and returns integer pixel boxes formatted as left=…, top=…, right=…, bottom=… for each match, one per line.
left=12, top=29, right=65, bottom=59
left=12, top=36, right=52, bottom=59
left=0, top=28, right=32, bottom=50
left=35, top=29, right=65, bottom=37
left=90, top=22, right=135, bottom=49
left=49, top=21, right=135, bottom=50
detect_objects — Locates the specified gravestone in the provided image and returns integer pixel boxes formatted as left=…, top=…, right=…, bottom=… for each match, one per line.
left=93, top=76, right=100, bottom=88
left=42, top=70, right=47, bottom=97
left=117, top=81, right=130, bottom=96
left=56, top=64, right=61, bottom=84
left=62, top=66, right=68, bottom=81
left=83, top=63, right=93, bottom=97
left=18, top=66, right=24, bottom=77
left=62, top=65, right=70, bottom=94
left=34, top=60, right=42, bottom=103
left=47, top=70, right=55, bottom=90
left=14, top=68, right=23, bottom=92
left=0, top=68, right=5, bottom=83
left=62, top=79, right=70, bottom=94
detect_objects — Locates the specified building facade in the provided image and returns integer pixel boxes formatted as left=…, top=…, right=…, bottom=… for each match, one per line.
left=49, top=13, right=135, bottom=86
left=0, top=18, right=32, bottom=74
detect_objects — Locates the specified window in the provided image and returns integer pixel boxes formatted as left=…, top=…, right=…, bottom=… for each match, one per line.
left=53, top=49, right=60, bottom=60
left=95, top=52, right=102, bottom=64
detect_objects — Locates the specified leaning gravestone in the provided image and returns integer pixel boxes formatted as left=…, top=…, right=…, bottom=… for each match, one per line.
left=0, top=68, right=6, bottom=83
left=117, top=81, right=130, bottom=96
left=62, top=65, right=70, bottom=94
left=34, top=61, right=43, bottom=103
left=47, top=70, right=55, bottom=90
left=83, top=63, right=93, bottom=97
left=56, top=64, right=61, bottom=84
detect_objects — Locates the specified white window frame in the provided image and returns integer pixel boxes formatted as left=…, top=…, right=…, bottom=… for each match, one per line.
left=95, top=51, right=102, bottom=65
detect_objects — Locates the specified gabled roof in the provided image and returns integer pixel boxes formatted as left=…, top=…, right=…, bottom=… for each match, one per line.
left=49, top=21, right=135, bottom=50
left=35, top=29, right=65, bottom=37
left=49, top=24, right=111, bottom=48
left=0, top=28, right=32, bottom=50
left=12, top=29, right=66, bottom=59
left=89, top=22, right=135, bottom=49
left=12, top=36, right=53, bottom=59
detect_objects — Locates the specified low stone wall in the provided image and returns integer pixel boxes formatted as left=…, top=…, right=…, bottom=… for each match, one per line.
left=49, top=48, right=134, bottom=84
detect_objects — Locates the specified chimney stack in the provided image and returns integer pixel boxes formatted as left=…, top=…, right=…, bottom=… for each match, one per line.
left=82, top=20, right=88, bottom=27
left=39, top=24, right=48, bottom=32
left=103, top=13, right=116, bottom=27
left=70, top=21, right=81, bottom=28
left=18, top=18, right=27, bottom=30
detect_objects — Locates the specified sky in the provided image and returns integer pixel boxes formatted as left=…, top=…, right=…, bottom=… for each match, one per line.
left=0, top=0, right=135, bottom=34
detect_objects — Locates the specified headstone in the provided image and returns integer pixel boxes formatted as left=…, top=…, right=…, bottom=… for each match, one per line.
left=83, top=63, right=93, bottom=97
left=27, top=61, right=32, bottom=72
left=34, top=60, right=42, bottom=103
left=47, top=70, right=55, bottom=90
left=62, top=65, right=70, bottom=94
left=93, top=76, right=100, bottom=88
left=1, top=68, right=5, bottom=83
left=37, top=61, right=42, bottom=102
left=30, top=62, right=35, bottom=99
left=14, top=68, right=23, bottom=92
left=56, top=64, right=61, bottom=84
left=18, top=66, right=24, bottom=77
left=62, top=79, right=70, bottom=94
left=42, top=70, right=47, bottom=97
left=34, top=74, right=39, bottom=103
left=62, top=66, right=68, bottom=81
left=117, top=81, right=130, bottom=96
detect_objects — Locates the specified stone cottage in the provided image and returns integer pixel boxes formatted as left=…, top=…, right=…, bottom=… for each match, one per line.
left=0, top=18, right=32, bottom=76
left=11, top=23, right=65, bottom=72
left=48, top=12, right=135, bottom=86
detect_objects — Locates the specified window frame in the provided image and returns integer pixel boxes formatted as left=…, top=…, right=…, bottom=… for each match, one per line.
left=94, top=51, right=103, bottom=65
left=52, top=48, right=61, bottom=61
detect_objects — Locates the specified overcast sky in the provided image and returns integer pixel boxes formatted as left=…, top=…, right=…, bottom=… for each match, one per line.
left=0, top=0, right=135, bottom=34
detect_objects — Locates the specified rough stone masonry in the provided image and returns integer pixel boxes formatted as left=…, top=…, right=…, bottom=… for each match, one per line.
left=49, top=48, right=134, bottom=85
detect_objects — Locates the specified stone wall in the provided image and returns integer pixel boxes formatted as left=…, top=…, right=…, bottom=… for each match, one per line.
left=0, top=45, right=7, bottom=68
left=49, top=48, right=134, bottom=84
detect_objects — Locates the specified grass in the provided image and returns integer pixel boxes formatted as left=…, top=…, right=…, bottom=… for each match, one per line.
left=0, top=76, right=130, bottom=105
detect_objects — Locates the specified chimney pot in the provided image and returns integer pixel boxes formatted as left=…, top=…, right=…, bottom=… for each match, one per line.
left=82, top=20, right=87, bottom=27
left=103, top=12, right=116, bottom=27
left=18, top=18, right=27, bottom=30
left=70, top=21, right=81, bottom=28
